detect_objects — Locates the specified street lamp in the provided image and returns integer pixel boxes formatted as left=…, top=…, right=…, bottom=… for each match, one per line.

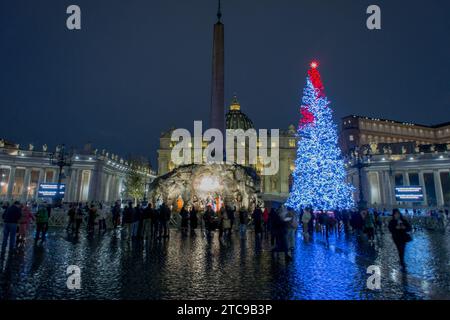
left=49, top=144, right=73, bottom=207
left=349, top=145, right=372, bottom=210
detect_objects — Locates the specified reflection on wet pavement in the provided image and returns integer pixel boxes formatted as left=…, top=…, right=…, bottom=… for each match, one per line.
left=0, top=227, right=449, bottom=300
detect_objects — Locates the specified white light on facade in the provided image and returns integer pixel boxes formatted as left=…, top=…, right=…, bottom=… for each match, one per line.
left=198, top=176, right=220, bottom=192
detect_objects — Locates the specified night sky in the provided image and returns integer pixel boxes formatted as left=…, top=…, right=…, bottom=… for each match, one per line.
left=1, top=0, right=450, bottom=168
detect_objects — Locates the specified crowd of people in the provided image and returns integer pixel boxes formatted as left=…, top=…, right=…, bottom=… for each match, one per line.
left=1, top=199, right=447, bottom=268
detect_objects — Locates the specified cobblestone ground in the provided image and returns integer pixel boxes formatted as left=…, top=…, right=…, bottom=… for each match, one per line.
left=0, top=225, right=449, bottom=300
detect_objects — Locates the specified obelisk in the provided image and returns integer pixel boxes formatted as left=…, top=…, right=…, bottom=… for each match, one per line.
left=209, top=0, right=225, bottom=134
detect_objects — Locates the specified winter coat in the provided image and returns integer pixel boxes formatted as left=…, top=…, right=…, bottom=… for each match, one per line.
left=3, top=205, right=22, bottom=223
left=388, top=218, right=412, bottom=244
left=123, top=207, right=133, bottom=224
left=36, top=207, right=49, bottom=224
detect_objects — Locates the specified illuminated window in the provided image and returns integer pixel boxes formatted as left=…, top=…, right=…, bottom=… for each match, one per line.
left=349, top=135, right=354, bottom=142
left=0, top=168, right=10, bottom=196
left=289, top=139, right=296, bottom=147
left=45, top=170, right=54, bottom=183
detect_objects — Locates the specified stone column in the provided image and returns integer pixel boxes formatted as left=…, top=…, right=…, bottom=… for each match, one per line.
left=384, top=170, right=395, bottom=208
left=6, top=166, right=16, bottom=200
left=280, top=154, right=289, bottom=194
left=88, top=169, right=97, bottom=202
left=368, top=171, right=382, bottom=207
left=67, top=169, right=78, bottom=202
left=404, top=171, right=410, bottom=186
left=37, top=169, right=45, bottom=187
left=380, top=171, right=389, bottom=207
left=104, top=174, right=111, bottom=203
left=434, top=171, right=444, bottom=207
left=21, top=168, right=32, bottom=202
left=73, top=170, right=82, bottom=203
left=403, top=171, right=411, bottom=208
left=419, top=171, right=427, bottom=205
left=36, top=169, right=45, bottom=200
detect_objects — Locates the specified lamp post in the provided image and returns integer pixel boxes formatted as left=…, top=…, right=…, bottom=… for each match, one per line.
left=49, top=144, right=73, bottom=207
left=350, top=146, right=372, bottom=210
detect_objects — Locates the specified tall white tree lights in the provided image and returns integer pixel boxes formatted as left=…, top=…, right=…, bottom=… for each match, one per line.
left=286, top=62, right=355, bottom=211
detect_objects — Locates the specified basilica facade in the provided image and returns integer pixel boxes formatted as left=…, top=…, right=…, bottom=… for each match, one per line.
left=157, top=96, right=298, bottom=203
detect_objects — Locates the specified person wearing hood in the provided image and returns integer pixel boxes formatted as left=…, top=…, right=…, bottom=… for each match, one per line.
left=388, top=209, right=412, bottom=267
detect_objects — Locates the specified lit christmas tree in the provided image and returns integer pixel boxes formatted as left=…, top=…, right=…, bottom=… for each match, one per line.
left=286, top=62, right=355, bottom=211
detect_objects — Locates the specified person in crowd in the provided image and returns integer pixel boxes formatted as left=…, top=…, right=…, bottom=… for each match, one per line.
left=218, top=206, right=225, bottom=239
left=318, top=210, right=330, bottom=240
left=202, top=206, right=213, bottom=237
left=131, top=203, right=142, bottom=239
left=87, top=203, right=97, bottom=235
left=342, top=210, right=350, bottom=233
left=262, top=207, right=269, bottom=235
left=374, top=209, right=383, bottom=234
left=35, top=204, right=49, bottom=244
left=179, top=205, right=190, bottom=236
left=150, top=204, right=159, bottom=237
left=229, top=206, right=236, bottom=233
left=364, top=210, right=376, bottom=244
left=98, top=203, right=107, bottom=234
left=112, top=201, right=121, bottom=228
left=286, top=207, right=298, bottom=252
left=142, top=203, right=153, bottom=240
left=1, top=201, right=22, bottom=254
left=66, top=204, right=76, bottom=232
left=252, top=205, right=263, bottom=239
left=329, top=212, right=338, bottom=235
left=1, top=201, right=9, bottom=213
left=268, top=208, right=278, bottom=247
left=334, top=210, right=342, bottom=233
left=273, top=206, right=292, bottom=262
left=388, top=208, right=412, bottom=268
left=122, top=202, right=134, bottom=237
left=75, top=203, right=84, bottom=234
left=18, top=203, right=35, bottom=246
left=351, top=210, right=364, bottom=236
left=301, top=207, right=312, bottom=241
left=308, top=211, right=315, bottom=236
left=239, top=207, right=249, bottom=238
left=158, top=202, right=171, bottom=239
left=222, top=207, right=232, bottom=239
left=189, top=206, right=198, bottom=235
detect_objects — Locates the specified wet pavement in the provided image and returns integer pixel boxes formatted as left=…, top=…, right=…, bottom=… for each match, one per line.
left=0, top=226, right=449, bottom=300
